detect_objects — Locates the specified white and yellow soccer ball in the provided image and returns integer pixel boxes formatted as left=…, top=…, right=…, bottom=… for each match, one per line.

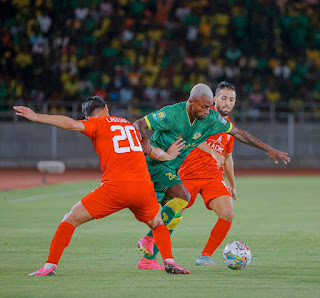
left=223, top=241, right=251, bottom=270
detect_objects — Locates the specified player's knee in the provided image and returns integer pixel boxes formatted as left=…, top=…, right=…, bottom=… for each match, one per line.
left=148, top=210, right=164, bottom=228
left=180, top=190, right=191, bottom=202
left=219, top=210, right=234, bottom=222
left=149, top=217, right=163, bottom=229
left=62, top=210, right=82, bottom=227
left=62, top=212, right=71, bottom=222
left=63, top=217, right=82, bottom=227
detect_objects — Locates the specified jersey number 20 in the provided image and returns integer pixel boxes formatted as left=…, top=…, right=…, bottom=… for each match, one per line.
left=111, top=125, right=143, bottom=153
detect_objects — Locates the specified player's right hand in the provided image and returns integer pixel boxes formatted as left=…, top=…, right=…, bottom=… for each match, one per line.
left=141, top=137, right=152, bottom=155
left=267, top=147, right=290, bottom=165
left=13, top=106, right=38, bottom=122
left=229, top=186, right=238, bottom=200
left=166, top=138, right=186, bottom=160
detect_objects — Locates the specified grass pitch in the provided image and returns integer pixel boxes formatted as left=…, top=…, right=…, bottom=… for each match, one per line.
left=1, top=176, right=319, bottom=297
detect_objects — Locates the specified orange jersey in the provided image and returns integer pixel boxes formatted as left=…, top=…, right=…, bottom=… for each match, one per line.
left=81, top=116, right=151, bottom=183
left=179, top=113, right=234, bottom=180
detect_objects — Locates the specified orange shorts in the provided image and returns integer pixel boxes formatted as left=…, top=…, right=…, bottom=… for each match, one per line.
left=182, top=178, right=231, bottom=210
left=81, top=180, right=159, bottom=223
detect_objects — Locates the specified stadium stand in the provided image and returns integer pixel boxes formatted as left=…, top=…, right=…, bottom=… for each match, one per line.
left=0, top=0, right=319, bottom=120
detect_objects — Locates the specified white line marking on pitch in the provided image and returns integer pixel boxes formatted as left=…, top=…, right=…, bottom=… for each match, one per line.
left=11, top=188, right=92, bottom=203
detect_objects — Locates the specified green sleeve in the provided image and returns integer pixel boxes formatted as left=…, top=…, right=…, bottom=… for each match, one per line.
left=219, top=115, right=233, bottom=133
left=144, top=106, right=175, bottom=131
left=209, top=111, right=233, bottom=134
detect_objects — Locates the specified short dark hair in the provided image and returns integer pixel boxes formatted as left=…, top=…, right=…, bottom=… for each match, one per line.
left=215, top=81, right=236, bottom=96
left=82, top=96, right=107, bottom=117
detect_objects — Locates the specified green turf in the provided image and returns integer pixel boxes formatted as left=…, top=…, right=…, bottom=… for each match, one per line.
left=1, top=177, right=320, bottom=297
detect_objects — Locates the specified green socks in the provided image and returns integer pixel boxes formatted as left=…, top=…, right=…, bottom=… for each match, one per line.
left=144, top=211, right=183, bottom=260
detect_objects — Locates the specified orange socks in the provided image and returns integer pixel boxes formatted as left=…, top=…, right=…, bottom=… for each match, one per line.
left=47, top=222, right=75, bottom=265
left=201, top=218, right=232, bottom=257
left=152, top=224, right=173, bottom=260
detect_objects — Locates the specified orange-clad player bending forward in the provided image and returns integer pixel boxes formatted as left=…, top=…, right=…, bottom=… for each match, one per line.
left=180, top=81, right=238, bottom=266
left=13, top=96, right=190, bottom=275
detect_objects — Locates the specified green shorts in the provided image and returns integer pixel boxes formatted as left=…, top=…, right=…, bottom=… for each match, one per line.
left=147, top=163, right=182, bottom=203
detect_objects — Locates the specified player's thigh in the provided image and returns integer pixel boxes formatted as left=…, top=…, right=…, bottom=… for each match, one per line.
left=208, top=195, right=234, bottom=221
left=81, top=182, right=127, bottom=219
left=152, top=180, right=167, bottom=204
left=148, top=163, right=185, bottom=202
left=63, top=200, right=94, bottom=227
left=201, top=179, right=232, bottom=210
left=181, top=179, right=202, bottom=209
left=128, top=181, right=160, bottom=223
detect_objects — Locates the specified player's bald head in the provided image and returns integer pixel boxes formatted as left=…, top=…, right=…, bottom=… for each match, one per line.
left=189, top=83, right=214, bottom=105
left=188, top=84, right=213, bottom=120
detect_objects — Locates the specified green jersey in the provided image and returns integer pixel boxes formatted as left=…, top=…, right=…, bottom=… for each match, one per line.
left=145, top=102, right=233, bottom=169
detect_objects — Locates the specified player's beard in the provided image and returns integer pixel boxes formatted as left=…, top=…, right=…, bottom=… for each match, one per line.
left=194, top=110, right=208, bottom=120
left=216, top=105, right=230, bottom=117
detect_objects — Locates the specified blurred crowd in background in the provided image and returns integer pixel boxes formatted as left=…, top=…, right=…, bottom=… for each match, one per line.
left=1, top=0, right=320, bottom=117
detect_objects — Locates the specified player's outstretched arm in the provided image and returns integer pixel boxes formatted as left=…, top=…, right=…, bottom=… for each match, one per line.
left=228, top=125, right=290, bottom=164
left=224, top=152, right=238, bottom=200
left=133, top=117, right=152, bottom=155
left=197, top=142, right=224, bottom=169
left=148, top=138, right=186, bottom=161
left=13, top=106, right=85, bottom=132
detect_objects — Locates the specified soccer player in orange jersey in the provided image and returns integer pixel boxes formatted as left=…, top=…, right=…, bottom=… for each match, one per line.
left=179, top=81, right=238, bottom=266
left=13, top=96, right=190, bottom=275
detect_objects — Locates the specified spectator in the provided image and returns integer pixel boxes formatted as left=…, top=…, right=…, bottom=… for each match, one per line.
left=0, top=0, right=318, bottom=119
left=37, top=11, right=52, bottom=34
left=225, top=44, right=242, bottom=62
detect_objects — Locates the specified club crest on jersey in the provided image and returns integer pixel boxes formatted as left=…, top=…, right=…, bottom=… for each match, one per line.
left=218, top=114, right=228, bottom=125
left=192, top=132, right=202, bottom=140
left=152, top=111, right=166, bottom=121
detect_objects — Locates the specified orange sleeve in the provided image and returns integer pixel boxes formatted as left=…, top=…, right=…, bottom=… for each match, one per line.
left=80, top=118, right=99, bottom=138
left=225, top=136, right=235, bottom=153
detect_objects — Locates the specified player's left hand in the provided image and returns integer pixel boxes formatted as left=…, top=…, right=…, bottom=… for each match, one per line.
left=267, top=147, right=290, bottom=165
left=167, top=138, right=186, bottom=160
left=13, top=106, right=38, bottom=121
left=229, top=186, right=238, bottom=200
left=141, top=137, right=152, bottom=155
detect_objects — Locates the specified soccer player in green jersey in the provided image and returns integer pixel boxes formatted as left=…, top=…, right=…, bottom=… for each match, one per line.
left=134, top=83, right=290, bottom=269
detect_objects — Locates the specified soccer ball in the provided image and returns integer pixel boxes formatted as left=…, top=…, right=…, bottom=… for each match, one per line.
left=222, top=241, right=251, bottom=270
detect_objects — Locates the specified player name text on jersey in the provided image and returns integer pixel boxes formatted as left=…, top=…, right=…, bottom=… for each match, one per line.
left=106, top=117, right=130, bottom=123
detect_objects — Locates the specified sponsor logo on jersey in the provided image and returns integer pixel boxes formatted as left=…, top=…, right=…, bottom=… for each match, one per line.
left=152, top=111, right=166, bottom=121
left=207, top=135, right=224, bottom=154
left=185, top=142, right=197, bottom=150
left=165, top=172, right=177, bottom=180
left=192, top=132, right=202, bottom=140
